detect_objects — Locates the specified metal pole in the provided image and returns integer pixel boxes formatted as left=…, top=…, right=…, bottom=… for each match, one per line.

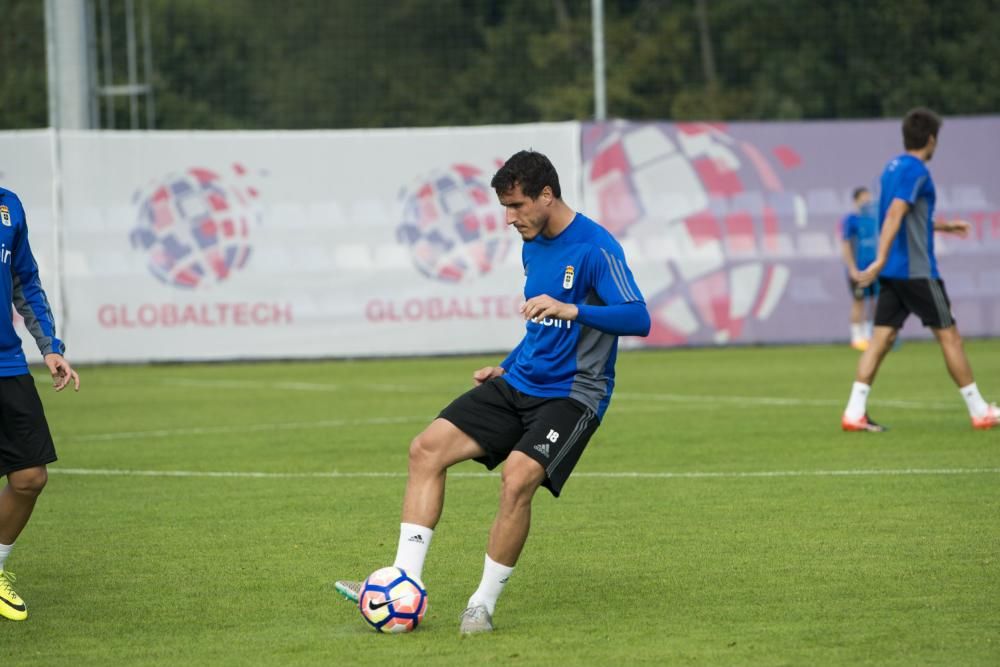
left=44, top=0, right=92, bottom=128
left=126, top=0, right=139, bottom=129
left=142, top=0, right=156, bottom=129
left=42, top=0, right=70, bottom=344
left=591, top=0, right=607, bottom=121
left=100, top=0, right=114, bottom=128
left=43, top=0, right=60, bottom=129
left=86, top=0, right=101, bottom=127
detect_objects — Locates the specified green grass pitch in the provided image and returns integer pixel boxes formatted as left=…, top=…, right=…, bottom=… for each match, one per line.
left=1, top=340, right=998, bottom=665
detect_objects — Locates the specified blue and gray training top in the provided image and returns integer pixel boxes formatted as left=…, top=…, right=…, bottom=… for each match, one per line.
left=0, top=187, right=64, bottom=376
left=878, top=154, right=939, bottom=280
left=501, top=213, right=650, bottom=420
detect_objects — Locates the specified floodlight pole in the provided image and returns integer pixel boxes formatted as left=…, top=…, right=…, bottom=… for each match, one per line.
left=44, top=0, right=93, bottom=129
left=592, top=0, right=607, bottom=121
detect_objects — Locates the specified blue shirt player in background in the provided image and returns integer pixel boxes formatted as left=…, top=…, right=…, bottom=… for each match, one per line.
left=839, top=186, right=879, bottom=351
left=0, top=187, right=80, bottom=621
left=841, top=108, right=996, bottom=432
left=336, top=150, right=650, bottom=633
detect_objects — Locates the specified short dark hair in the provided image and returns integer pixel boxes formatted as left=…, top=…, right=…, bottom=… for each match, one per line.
left=491, top=150, right=561, bottom=199
left=852, top=187, right=869, bottom=202
left=902, top=107, right=942, bottom=150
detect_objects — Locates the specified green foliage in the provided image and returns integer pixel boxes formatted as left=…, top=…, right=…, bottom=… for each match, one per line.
left=4, top=341, right=1000, bottom=664
left=4, top=0, right=1000, bottom=129
left=0, top=0, right=48, bottom=129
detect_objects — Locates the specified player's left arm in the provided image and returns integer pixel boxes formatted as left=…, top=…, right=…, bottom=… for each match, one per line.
left=523, top=245, right=650, bottom=337
left=520, top=294, right=578, bottom=322
left=10, top=206, right=80, bottom=392
left=520, top=294, right=650, bottom=337
left=933, top=217, right=971, bottom=237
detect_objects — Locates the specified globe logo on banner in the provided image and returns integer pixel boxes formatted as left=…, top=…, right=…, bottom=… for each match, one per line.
left=584, top=122, right=806, bottom=345
left=396, top=163, right=508, bottom=283
left=130, top=164, right=261, bottom=289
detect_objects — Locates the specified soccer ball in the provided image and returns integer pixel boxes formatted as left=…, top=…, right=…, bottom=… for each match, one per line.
left=396, top=162, right=509, bottom=283
left=358, top=566, right=428, bottom=633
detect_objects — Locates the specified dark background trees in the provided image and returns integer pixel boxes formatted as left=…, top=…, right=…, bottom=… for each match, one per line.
left=3, top=0, right=998, bottom=130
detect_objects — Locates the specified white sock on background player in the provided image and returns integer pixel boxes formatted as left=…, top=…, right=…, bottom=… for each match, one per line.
left=845, top=381, right=870, bottom=420
left=467, top=554, right=514, bottom=615
left=393, top=522, right=433, bottom=581
left=960, top=383, right=989, bottom=418
left=851, top=323, right=864, bottom=343
left=864, top=320, right=874, bottom=339
left=0, top=542, right=12, bottom=572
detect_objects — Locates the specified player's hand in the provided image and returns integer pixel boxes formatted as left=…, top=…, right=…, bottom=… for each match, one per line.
left=848, top=267, right=862, bottom=282
left=44, top=353, right=80, bottom=392
left=856, top=259, right=883, bottom=288
left=946, top=219, right=971, bottom=238
left=472, top=366, right=504, bottom=386
left=521, top=295, right=578, bottom=323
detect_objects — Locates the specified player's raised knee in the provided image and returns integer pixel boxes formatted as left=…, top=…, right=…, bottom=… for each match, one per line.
left=500, top=454, right=545, bottom=500
left=8, top=466, right=48, bottom=497
left=407, top=430, right=447, bottom=472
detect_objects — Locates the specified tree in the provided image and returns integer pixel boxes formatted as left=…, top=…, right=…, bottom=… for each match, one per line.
left=5, top=0, right=999, bottom=130
left=0, top=0, right=48, bottom=129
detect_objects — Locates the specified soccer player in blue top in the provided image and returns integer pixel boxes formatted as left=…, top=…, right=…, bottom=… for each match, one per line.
left=337, top=150, right=650, bottom=633
left=0, top=187, right=80, bottom=621
left=841, top=108, right=996, bottom=432
left=839, top=187, right=879, bottom=351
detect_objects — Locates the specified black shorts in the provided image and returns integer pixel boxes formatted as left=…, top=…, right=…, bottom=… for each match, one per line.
left=438, top=377, right=599, bottom=497
left=847, top=277, right=878, bottom=300
left=874, top=277, right=955, bottom=329
left=0, top=374, right=57, bottom=477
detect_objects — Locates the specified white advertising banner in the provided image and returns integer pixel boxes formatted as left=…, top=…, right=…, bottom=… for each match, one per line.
left=0, top=130, right=62, bottom=364
left=6, top=117, right=996, bottom=365
left=57, top=124, right=580, bottom=362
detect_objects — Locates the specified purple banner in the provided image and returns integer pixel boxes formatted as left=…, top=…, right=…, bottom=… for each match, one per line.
left=580, top=118, right=1000, bottom=346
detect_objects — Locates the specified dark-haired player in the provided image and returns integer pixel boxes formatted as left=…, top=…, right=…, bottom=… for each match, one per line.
left=841, top=108, right=996, bottom=431
left=337, top=150, right=650, bottom=632
left=0, top=186, right=80, bottom=621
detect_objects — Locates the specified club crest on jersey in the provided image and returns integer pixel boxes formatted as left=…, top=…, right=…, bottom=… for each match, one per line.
left=563, top=265, right=574, bottom=289
left=0, top=205, right=10, bottom=227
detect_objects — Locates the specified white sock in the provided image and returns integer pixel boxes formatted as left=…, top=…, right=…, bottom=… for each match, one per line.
left=845, top=381, right=870, bottom=420
left=864, top=320, right=874, bottom=339
left=851, top=323, right=864, bottom=342
left=960, top=383, right=989, bottom=418
left=0, top=542, right=12, bottom=572
left=467, top=554, right=514, bottom=616
left=393, top=523, right=433, bottom=581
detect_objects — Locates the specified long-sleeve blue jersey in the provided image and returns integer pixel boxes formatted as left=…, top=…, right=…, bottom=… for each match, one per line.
left=0, top=188, right=64, bottom=376
left=501, top=213, right=649, bottom=419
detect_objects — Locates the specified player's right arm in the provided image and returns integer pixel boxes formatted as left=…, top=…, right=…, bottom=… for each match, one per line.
left=858, top=198, right=908, bottom=286
left=45, top=353, right=80, bottom=392
left=9, top=196, right=64, bottom=355
left=8, top=196, right=80, bottom=392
